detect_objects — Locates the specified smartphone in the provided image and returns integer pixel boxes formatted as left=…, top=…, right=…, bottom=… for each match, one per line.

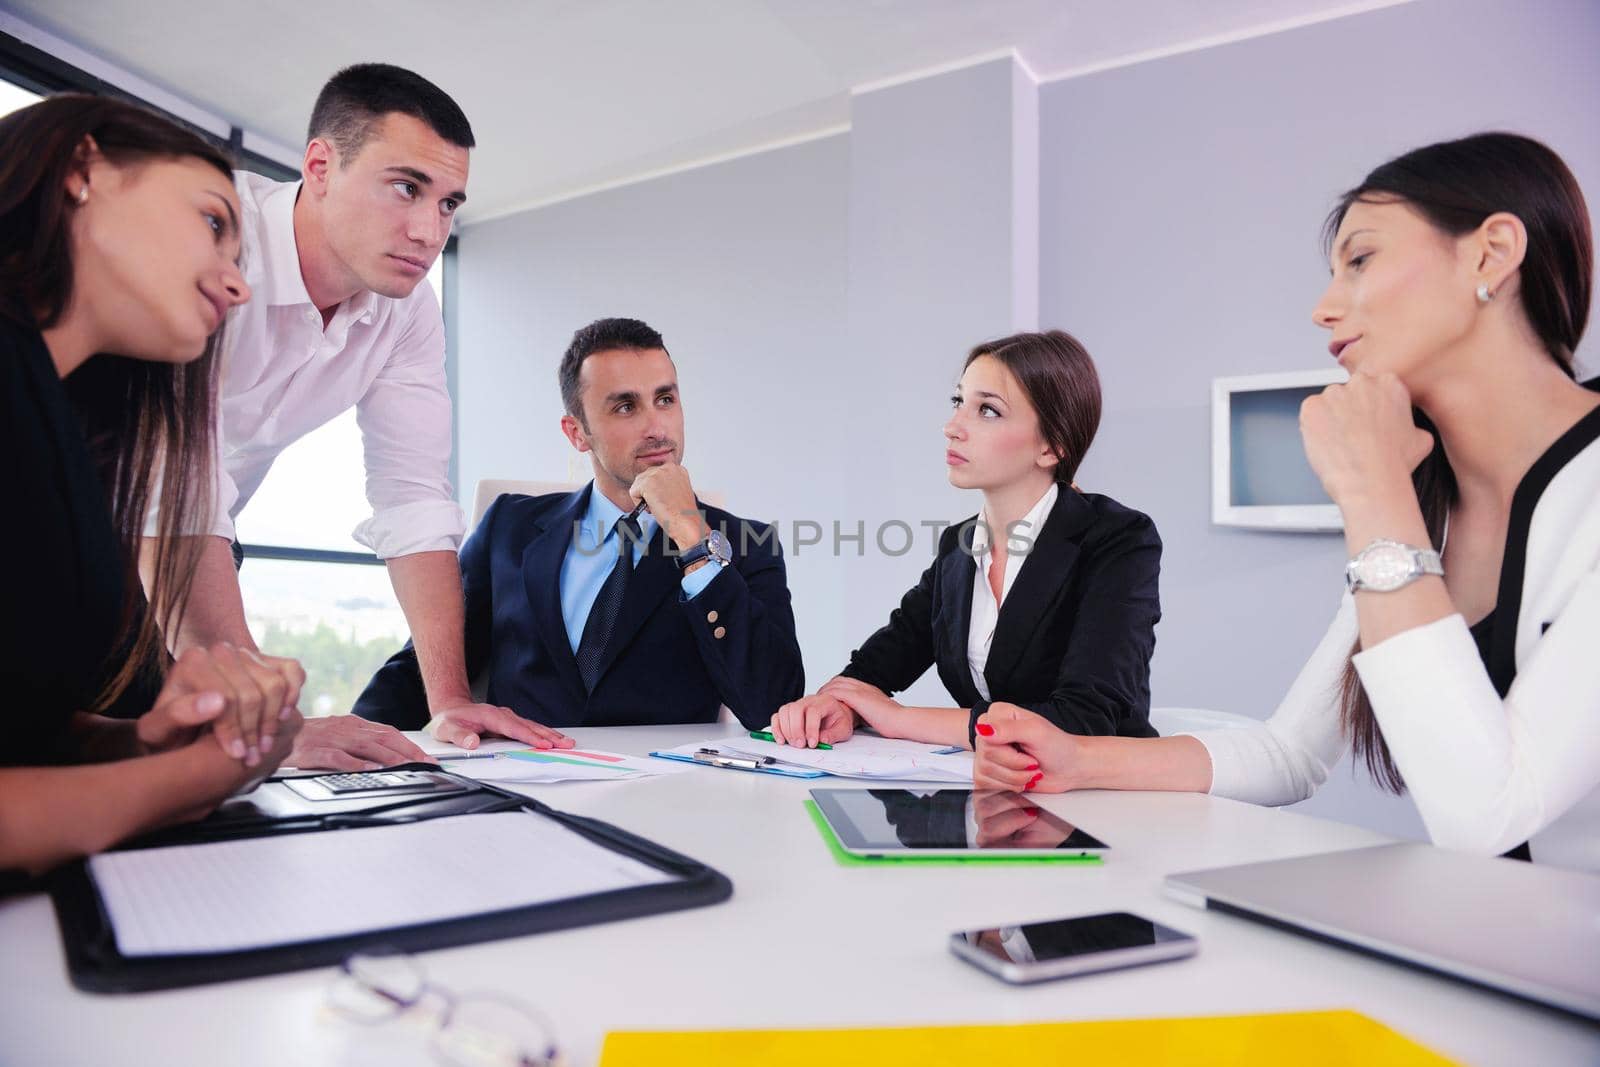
left=950, top=911, right=1197, bottom=983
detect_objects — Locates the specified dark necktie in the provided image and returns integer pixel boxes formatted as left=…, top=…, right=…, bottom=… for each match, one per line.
left=575, top=515, right=641, bottom=692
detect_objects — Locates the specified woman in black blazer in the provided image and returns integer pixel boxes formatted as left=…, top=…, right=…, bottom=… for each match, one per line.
left=1, top=96, right=304, bottom=878
left=768, top=330, right=1161, bottom=774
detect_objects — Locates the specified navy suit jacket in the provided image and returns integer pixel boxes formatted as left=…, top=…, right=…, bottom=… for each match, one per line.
left=353, top=486, right=804, bottom=730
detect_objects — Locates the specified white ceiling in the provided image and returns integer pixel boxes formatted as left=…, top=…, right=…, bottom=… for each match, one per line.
left=6, top=0, right=1407, bottom=223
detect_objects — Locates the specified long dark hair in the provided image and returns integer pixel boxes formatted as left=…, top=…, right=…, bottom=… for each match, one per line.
left=0, top=94, right=234, bottom=712
left=965, top=330, right=1102, bottom=485
left=1323, top=132, right=1593, bottom=792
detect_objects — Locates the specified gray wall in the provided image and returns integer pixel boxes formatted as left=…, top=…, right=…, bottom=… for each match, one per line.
left=1041, top=0, right=1600, bottom=832
left=454, top=0, right=1600, bottom=837
left=841, top=56, right=1039, bottom=705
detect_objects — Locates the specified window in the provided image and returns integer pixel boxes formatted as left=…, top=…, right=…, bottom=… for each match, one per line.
left=236, top=559, right=413, bottom=716
left=0, top=76, right=40, bottom=117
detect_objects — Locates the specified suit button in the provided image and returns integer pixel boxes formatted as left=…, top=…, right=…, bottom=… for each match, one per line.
left=713, top=626, right=726, bottom=640
left=706, top=610, right=719, bottom=624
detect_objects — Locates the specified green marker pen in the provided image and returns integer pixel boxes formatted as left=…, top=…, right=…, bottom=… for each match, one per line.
left=749, top=730, right=832, bottom=750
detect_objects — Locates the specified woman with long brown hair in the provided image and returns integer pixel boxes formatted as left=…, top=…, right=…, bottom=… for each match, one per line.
left=974, top=133, right=1600, bottom=870
left=1, top=95, right=306, bottom=876
left=769, top=330, right=1162, bottom=756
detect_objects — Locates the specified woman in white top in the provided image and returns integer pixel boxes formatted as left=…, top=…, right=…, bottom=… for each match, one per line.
left=974, top=133, right=1600, bottom=870
left=767, top=331, right=1163, bottom=760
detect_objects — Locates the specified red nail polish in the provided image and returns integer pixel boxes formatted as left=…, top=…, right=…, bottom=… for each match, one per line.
left=1024, top=807, right=1040, bottom=817
left=1024, top=779, right=1035, bottom=791
left=1027, top=763, right=1039, bottom=771
left=975, top=723, right=995, bottom=737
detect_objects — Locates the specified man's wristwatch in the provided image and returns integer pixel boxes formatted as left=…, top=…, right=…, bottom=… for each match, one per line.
left=1345, top=538, right=1444, bottom=593
left=676, top=529, right=732, bottom=572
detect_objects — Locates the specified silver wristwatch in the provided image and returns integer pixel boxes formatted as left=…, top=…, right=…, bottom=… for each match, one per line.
left=676, top=528, right=732, bottom=572
left=1345, top=538, right=1444, bottom=593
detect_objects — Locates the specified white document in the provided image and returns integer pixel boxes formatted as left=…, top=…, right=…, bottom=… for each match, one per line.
left=419, top=737, right=686, bottom=783
left=718, top=733, right=974, bottom=782
left=447, top=758, right=644, bottom=783
left=89, top=812, right=674, bottom=957
left=416, top=736, right=536, bottom=759
left=444, top=747, right=685, bottom=783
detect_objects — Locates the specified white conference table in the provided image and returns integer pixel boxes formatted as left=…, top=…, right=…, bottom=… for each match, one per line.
left=2, top=724, right=1596, bottom=1067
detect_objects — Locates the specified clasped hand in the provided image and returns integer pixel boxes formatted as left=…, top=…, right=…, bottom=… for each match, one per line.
left=137, top=642, right=305, bottom=767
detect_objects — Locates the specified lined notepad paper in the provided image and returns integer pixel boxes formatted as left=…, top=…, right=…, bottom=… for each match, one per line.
left=89, top=812, right=674, bottom=956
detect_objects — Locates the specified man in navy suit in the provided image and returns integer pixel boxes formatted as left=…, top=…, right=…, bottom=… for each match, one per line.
left=352, top=317, right=804, bottom=748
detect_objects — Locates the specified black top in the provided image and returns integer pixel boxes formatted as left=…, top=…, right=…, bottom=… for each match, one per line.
left=839, top=487, right=1162, bottom=744
left=1461, top=379, right=1600, bottom=862
left=1464, top=383, right=1600, bottom=704
left=1, top=315, right=153, bottom=766
left=1481, top=382, right=1600, bottom=697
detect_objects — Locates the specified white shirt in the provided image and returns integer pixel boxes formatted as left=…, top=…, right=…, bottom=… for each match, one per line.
left=1186, top=424, right=1600, bottom=872
left=156, top=172, right=465, bottom=558
left=966, top=483, right=1059, bottom=701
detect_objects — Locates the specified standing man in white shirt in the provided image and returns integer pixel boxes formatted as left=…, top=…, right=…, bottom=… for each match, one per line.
left=148, top=64, right=561, bottom=770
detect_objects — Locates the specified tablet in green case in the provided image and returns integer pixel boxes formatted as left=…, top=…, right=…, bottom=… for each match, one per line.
left=804, top=800, right=1102, bottom=866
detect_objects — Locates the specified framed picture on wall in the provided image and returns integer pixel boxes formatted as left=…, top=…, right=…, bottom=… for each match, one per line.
left=1211, top=368, right=1347, bottom=532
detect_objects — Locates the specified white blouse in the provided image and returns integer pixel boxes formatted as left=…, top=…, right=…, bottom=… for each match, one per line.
left=967, top=483, right=1059, bottom=701
left=1186, top=424, right=1600, bottom=872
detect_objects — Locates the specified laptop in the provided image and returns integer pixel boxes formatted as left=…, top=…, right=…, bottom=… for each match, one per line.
left=1165, top=843, right=1600, bottom=1021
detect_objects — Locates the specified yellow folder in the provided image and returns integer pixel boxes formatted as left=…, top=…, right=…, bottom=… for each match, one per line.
left=600, top=1010, right=1456, bottom=1066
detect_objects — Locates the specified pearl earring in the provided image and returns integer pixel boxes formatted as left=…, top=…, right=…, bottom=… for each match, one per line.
left=76, top=185, right=89, bottom=204
left=1476, top=284, right=1494, bottom=304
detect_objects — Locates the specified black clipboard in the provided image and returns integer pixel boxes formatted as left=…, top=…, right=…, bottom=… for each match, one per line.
left=47, top=768, right=732, bottom=993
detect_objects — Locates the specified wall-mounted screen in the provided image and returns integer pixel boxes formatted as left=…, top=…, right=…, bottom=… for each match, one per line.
left=1211, top=368, right=1346, bottom=532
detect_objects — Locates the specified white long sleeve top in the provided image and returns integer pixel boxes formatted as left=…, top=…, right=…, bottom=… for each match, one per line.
left=1189, top=405, right=1600, bottom=871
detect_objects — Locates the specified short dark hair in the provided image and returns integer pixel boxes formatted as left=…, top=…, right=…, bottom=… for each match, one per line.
left=963, top=330, right=1102, bottom=484
left=559, top=318, right=668, bottom=425
left=308, top=63, right=475, bottom=163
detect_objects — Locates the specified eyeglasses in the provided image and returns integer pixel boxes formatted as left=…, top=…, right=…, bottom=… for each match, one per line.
left=326, top=948, right=562, bottom=1067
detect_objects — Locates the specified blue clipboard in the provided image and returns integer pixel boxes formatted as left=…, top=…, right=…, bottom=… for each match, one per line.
left=649, top=747, right=829, bottom=779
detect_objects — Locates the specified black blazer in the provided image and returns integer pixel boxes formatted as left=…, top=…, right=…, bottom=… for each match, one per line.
left=354, top=485, right=805, bottom=730
left=2, top=316, right=157, bottom=766
left=839, top=488, right=1161, bottom=743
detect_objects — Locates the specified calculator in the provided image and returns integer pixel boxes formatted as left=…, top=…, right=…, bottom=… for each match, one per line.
left=282, top=769, right=470, bottom=802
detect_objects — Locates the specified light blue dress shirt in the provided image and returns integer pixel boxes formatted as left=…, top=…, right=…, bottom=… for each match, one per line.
left=558, top=485, right=724, bottom=653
